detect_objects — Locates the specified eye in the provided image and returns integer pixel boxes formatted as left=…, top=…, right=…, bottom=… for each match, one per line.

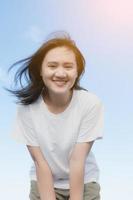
left=48, top=65, right=56, bottom=68
left=65, top=66, right=73, bottom=69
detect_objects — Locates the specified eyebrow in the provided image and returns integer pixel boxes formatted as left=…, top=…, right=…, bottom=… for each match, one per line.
left=47, top=61, right=74, bottom=65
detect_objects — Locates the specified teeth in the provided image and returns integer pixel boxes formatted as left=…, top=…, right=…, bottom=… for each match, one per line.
left=54, top=81, right=66, bottom=86
left=53, top=80, right=66, bottom=82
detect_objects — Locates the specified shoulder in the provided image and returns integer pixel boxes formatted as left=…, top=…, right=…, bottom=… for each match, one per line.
left=15, top=96, right=41, bottom=121
left=76, top=89, right=103, bottom=107
left=16, top=104, right=29, bottom=112
left=75, top=89, right=104, bottom=120
left=16, top=104, right=31, bottom=120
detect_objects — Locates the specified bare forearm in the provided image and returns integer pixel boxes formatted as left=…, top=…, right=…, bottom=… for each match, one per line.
left=35, top=162, right=56, bottom=200
left=69, top=160, right=85, bottom=200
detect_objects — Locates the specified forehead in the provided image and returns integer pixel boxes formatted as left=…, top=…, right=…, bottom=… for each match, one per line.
left=44, top=46, right=76, bottom=62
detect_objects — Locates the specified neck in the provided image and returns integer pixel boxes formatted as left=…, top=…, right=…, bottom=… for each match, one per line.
left=43, top=89, right=73, bottom=108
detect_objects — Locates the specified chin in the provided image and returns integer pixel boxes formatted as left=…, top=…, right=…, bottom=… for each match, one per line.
left=50, top=87, right=72, bottom=94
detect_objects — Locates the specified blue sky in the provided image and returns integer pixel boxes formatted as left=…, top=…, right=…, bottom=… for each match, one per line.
left=0, top=0, right=133, bottom=199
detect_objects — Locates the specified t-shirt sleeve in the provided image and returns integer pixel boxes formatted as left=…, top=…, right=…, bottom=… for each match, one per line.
left=77, top=100, right=104, bottom=143
left=11, top=105, right=39, bottom=146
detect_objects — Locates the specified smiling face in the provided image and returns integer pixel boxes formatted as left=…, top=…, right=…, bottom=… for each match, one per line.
left=40, top=46, right=78, bottom=96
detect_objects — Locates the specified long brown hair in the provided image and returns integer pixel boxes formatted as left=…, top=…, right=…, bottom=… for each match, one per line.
left=4, top=31, right=87, bottom=105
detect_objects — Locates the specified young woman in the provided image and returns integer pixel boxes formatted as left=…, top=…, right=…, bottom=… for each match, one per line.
left=8, top=32, right=104, bottom=200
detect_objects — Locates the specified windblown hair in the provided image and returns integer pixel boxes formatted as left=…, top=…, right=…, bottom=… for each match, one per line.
left=4, top=31, right=88, bottom=105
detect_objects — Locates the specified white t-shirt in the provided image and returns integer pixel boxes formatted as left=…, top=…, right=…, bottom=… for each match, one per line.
left=11, top=88, right=104, bottom=189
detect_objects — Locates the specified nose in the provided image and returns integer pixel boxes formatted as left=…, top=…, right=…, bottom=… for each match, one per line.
left=54, top=67, right=67, bottom=78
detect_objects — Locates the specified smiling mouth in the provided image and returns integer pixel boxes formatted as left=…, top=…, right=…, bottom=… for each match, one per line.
left=53, top=80, right=67, bottom=86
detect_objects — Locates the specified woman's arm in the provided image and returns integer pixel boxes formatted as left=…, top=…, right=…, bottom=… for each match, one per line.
left=27, top=146, right=56, bottom=200
left=69, top=141, right=94, bottom=200
left=69, top=159, right=85, bottom=200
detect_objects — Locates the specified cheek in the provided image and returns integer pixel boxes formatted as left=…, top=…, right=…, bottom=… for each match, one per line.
left=41, top=69, right=53, bottom=78
left=71, top=70, right=78, bottom=79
